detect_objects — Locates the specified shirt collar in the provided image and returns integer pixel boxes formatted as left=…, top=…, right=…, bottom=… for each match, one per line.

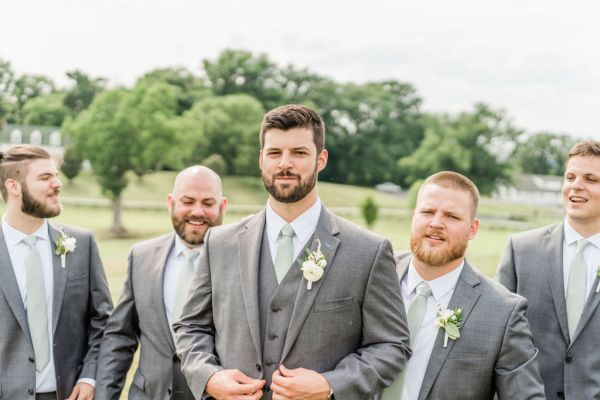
left=405, top=259, right=464, bottom=302
left=174, top=233, right=203, bottom=257
left=265, top=198, right=322, bottom=243
left=564, top=219, right=600, bottom=249
left=2, top=214, right=49, bottom=246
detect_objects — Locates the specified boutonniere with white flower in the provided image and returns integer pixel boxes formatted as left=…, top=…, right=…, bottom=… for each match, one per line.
left=299, top=239, right=327, bottom=290
left=435, top=306, right=462, bottom=348
left=55, top=231, right=76, bottom=269
left=596, top=266, right=600, bottom=293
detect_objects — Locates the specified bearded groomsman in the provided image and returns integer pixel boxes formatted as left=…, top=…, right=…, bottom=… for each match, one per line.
left=96, top=166, right=227, bottom=400
left=381, top=171, right=544, bottom=400
left=498, top=140, right=600, bottom=400
left=0, top=145, right=113, bottom=400
left=174, top=104, right=411, bottom=400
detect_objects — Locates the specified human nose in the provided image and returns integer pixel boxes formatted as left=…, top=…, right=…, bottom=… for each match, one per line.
left=52, top=176, right=63, bottom=189
left=278, top=151, right=292, bottom=170
left=429, top=212, right=444, bottom=228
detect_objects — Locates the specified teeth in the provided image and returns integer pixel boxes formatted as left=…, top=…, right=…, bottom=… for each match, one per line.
left=187, top=221, right=205, bottom=225
left=428, top=235, right=443, bottom=240
left=570, top=196, right=587, bottom=203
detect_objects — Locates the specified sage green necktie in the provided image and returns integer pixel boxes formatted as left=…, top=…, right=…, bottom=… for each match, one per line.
left=274, top=224, right=295, bottom=284
left=23, top=235, right=50, bottom=372
left=566, top=239, right=590, bottom=340
left=172, top=248, right=199, bottom=323
left=382, top=281, right=432, bottom=400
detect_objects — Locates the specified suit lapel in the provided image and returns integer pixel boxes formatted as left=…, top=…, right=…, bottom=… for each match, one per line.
left=572, top=268, right=600, bottom=343
left=419, top=261, right=481, bottom=400
left=238, top=210, right=267, bottom=364
left=280, top=207, right=340, bottom=362
left=151, top=234, right=176, bottom=352
left=543, top=223, right=570, bottom=343
left=0, top=230, right=31, bottom=341
left=48, top=223, right=68, bottom=335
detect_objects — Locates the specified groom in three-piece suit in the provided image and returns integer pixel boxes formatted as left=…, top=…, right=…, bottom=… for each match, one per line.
left=497, top=140, right=600, bottom=399
left=174, top=104, right=411, bottom=400
left=96, top=166, right=227, bottom=400
left=0, top=145, right=113, bottom=400
left=381, top=171, right=544, bottom=400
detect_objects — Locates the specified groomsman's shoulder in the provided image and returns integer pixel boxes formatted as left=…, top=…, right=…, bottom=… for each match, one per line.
left=51, top=222, right=95, bottom=240
left=130, top=232, right=174, bottom=254
left=333, top=213, right=389, bottom=246
left=471, top=265, right=528, bottom=309
left=507, top=222, right=561, bottom=246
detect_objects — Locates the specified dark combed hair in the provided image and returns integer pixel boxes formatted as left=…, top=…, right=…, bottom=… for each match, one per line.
left=259, top=104, right=325, bottom=153
left=0, top=145, right=51, bottom=201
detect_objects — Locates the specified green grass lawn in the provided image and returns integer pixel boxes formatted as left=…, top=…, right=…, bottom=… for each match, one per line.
left=0, top=171, right=564, bottom=398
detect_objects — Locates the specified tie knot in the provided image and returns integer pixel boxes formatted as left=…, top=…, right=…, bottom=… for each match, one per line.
left=416, top=281, right=432, bottom=298
left=281, top=224, right=295, bottom=238
left=182, top=248, right=199, bottom=262
left=576, top=239, right=590, bottom=254
left=23, top=235, right=37, bottom=248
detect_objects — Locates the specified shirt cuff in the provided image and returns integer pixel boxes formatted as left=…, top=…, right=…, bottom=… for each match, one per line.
left=77, top=378, right=96, bottom=388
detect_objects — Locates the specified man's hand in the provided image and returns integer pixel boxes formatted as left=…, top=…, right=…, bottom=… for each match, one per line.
left=271, top=365, right=331, bottom=400
left=66, top=382, right=95, bottom=400
left=206, top=369, right=266, bottom=400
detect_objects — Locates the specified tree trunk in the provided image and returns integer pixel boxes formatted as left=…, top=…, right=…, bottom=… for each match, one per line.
left=110, top=194, right=126, bottom=236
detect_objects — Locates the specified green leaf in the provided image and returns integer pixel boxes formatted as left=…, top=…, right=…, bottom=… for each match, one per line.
left=445, top=323, right=460, bottom=340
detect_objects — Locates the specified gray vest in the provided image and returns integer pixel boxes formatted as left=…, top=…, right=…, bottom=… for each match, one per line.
left=258, top=228, right=308, bottom=398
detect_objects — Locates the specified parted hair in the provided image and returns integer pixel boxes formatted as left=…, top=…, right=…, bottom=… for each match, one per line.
left=568, top=140, right=600, bottom=159
left=259, top=104, right=325, bottom=153
left=420, top=171, right=480, bottom=218
left=0, top=145, right=51, bottom=201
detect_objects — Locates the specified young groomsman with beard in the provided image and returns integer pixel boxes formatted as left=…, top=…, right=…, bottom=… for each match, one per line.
left=0, top=145, right=113, bottom=400
left=174, top=104, right=411, bottom=400
left=381, top=171, right=545, bottom=400
left=497, top=140, right=600, bottom=399
left=95, top=166, right=227, bottom=400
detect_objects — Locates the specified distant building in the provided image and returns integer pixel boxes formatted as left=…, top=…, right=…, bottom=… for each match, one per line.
left=494, top=174, right=563, bottom=206
left=0, top=124, right=69, bottom=161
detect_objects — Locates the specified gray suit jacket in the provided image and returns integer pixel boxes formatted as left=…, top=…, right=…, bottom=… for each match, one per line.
left=0, top=222, right=113, bottom=400
left=498, top=222, right=600, bottom=399
left=174, top=206, right=411, bottom=400
left=394, top=254, right=545, bottom=400
left=96, top=233, right=194, bottom=400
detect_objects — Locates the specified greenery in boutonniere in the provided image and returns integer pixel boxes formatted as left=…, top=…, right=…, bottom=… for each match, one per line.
left=435, top=306, right=462, bottom=347
left=55, top=231, right=76, bottom=269
left=299, top=239, right=327, bottom=290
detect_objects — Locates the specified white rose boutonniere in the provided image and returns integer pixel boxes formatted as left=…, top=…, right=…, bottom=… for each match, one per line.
left=435, top=306, right=462, bottom=348
left=596, top=266, right=600, bottom=293
left=55, top=231, right=76, bottom=269
left=300, top=239, right=327, bottom=290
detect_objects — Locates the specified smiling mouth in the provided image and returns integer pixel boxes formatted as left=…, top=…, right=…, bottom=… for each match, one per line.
left=569, top=195, right=588, bottom=203
left=425, top=234, right=445, bottom=242
left=186, top=220, right=207, bottom=227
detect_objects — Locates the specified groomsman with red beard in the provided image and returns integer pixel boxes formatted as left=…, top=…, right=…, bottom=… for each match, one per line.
left=382, top=171, right=544, bottom=400
left=96, top=166, right=227, bottom=400
left=498, top=140, right=600, bottom=400
left=0, top=145, right=112, bottom=400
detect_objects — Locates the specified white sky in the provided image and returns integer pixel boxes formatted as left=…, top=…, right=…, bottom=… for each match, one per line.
left=2, top=0, right=599, bottom=138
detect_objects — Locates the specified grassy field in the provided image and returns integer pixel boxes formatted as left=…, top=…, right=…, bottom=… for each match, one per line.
left=0, top=171, right=564, bottom=397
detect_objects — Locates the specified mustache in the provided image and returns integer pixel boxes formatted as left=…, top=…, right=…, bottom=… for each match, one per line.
left=423, top=229, right=446, bottom=239
left=274, top=171, right=301, bottom=179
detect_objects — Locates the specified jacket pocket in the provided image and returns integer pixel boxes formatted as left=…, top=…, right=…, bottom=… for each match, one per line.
left=314, top=296, right=354, bottom=312
left=132, top=370, right=146, bottom=392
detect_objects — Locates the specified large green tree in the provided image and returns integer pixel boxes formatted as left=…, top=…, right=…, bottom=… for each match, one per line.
left=63, top=70, right=106, bottom=116
left=9, top=74, right=55, bottom=123
left=399, top=103, right=521, bottom=194
left=22, top=92, right=69, bottom=126
left=513, top=132, right=574, bottom=176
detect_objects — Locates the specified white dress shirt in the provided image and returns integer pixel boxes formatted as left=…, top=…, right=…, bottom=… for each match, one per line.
left=562, top=220, right=600, bottom=298
left=163, top=235, right=203, bottom=330
left=2, top=216, right=57, bottom=393
left=265, top=198, right=322, bottom=266
left=400, top=260, right=464, bottom=400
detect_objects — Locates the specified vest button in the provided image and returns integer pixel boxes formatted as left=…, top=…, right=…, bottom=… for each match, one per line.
left=271, top=306, right=281, bottom=312
left=28, top=356, right=34, bottom=363
left=565, top=356, right=573, bottom=363
left=557, top=391, right=564, bottom=398
left=256, top=363, right=262, bottom=371
left=28, top=388, right=34, bottom=395
left=269, top=333, right=278, bottom=340
left=265, top=361, right=275, bottom=366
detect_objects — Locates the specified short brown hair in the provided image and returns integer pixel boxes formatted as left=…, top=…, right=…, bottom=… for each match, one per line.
left=419, top=171, right=480, bottom=218
left=0, top=145, right=51, bottom=201
left=568, top=140, right=600, bottom=159
left=259, top=104, right=325, bottom=153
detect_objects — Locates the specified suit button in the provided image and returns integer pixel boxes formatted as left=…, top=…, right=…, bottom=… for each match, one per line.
left=557, top=391, right=564, bottom=398
left=269, top=333, right=278, bottom=340
left=28, top=388, right=34, bottom=395
left=271, top=306, right=281, bottom=312
left=256, top=363, right=262, bottom=371
left=265, top=361, right=275, bottom=366
left=565, top=356, right=573, bottom=363
left=28, top=356, right=34, bottom=363
left=168, top=388, right=172, bottom=395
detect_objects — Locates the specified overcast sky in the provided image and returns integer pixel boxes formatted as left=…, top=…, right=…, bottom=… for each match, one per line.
left=2, top=0, right=599, bottom=138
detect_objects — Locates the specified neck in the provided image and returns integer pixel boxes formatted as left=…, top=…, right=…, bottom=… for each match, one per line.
left=413, top=256, right=464, bottom=281
left=5, top=205, right=45, bottom=235
left=567, top=217, right=600, bottom=239
left=269, top=188, right=319, bottom=223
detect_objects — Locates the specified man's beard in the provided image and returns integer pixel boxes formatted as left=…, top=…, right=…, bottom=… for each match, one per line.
left=21, top=183, right=62, bottom=218
left=410, top=230, right=468, bottom=267
left=262, top=168, right=317, bottom=203
left=170, top=207, right=223, bottom=246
